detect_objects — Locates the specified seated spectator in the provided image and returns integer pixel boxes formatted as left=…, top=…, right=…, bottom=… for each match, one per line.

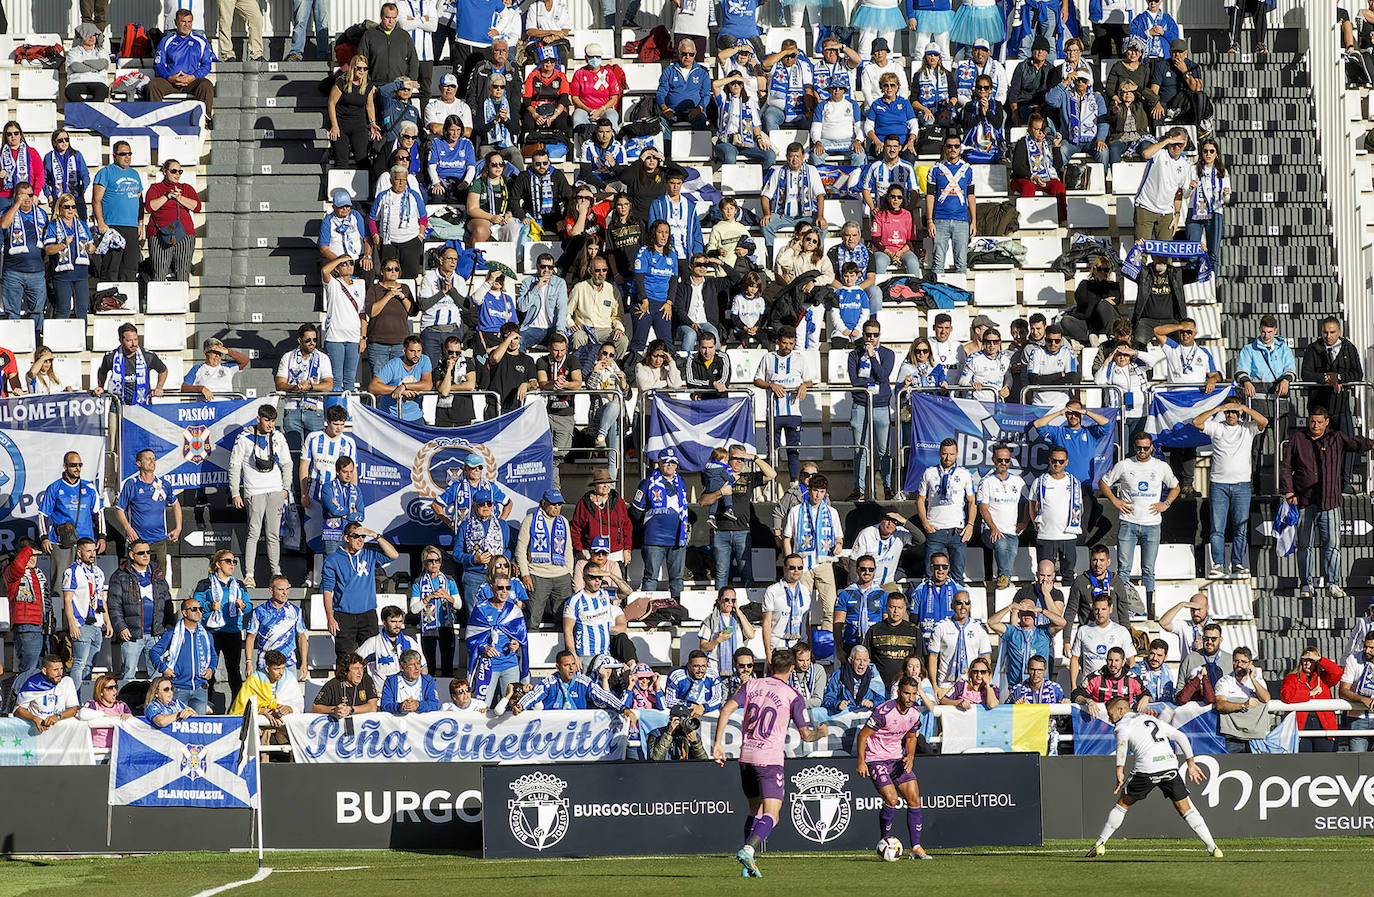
left=1, top=183, right=48, bottom=330
left=912, top=44, right=958, bottom=134
left=144, top=158, right=201, bottom=283
left=150, top=10, right=216, bottom=120
left=380, top=649, right=441, bottom=714
left=1105, top=37, right=1159, bottom=109
left=143, top=676, right=195, bottom=727
left=518, top=252, right=569, bottom=350
left=570, top=47, right=623, bottom=133
left=45, top=129, right=91, bottom=222
left=42, top=192, right=95, bottom=320
left=318, top=190, right=372, bottom=277
left=864, top=78, right=919, bottom=161
left=521, top=47, right=572, bottom=144
left=1057, top=256, right=1121, bottom=346
left=328, top=56, right=380, bottom=168
left=369, top=335, right=434, bottom=421
left=84, top=674, right=132, bottom=747
left=369, top=166, right=429, bottom=280
left=1106, top=80, right=1153, bottom=163
left=1278, top=650, right=1338, bottom=752
left=774, top=225, right=834, bottom=287
left=557, top=185, right=605, bottom=275
left=27, top=346, right=70, bottom=394
left=466, top=150, right=521, bottom=244
left=515, top=148, right=571, bottom=239
left=939, top=656, right=1001, bottom=708
left=1072, top=646, right=1147, bottom=715
left=1149, top=39, right=1212, bottom=128
left=870, top=184, right=921, bottom=276
left=476, top=322, right=538, bottom=413
left=524, top=0, right=572, bottom=64
left=1007, top=37, right=1054, bottom=126
left=14, top=654, right=81, bottom=730
left=377, top=78, right=423, bottom=154
left=442, top=676, right=488, bottom=713
left=310, top=651, right=381, bottom=717
left=809, top=76, right=865, bottom=167
left=760, top=40, right=815, bottom=132
left=230, top=649, right=305, bottom=732
left=1009, top=654, right=1068, bottom=752
left=1130, top=0, right=1180, bottom=59
left=712, top=73, right=774, bottom=169
left=829, top=223, right=881, bottom=313
left=1010, top=114, right=1067, bottom=222
left=1044, top=70, right=1108, bottom=168
left=425, top=73, right=474, bottom=138
left=1214, top=647, right=1271, bottom=753
left=65, top=24, right=110, bottom=103
left=426, top=116, right=477, bottom=204
left=183, top=336, right=250, bottom=400
left=515, top=649, right=618, bottom=712
left=476, top=75, right=522, bottom=169
left=829, top=263, right=871, bottom=348
left=579, top=119, right=628, bottom=189
left=958, top=75, right=1007, bottom=163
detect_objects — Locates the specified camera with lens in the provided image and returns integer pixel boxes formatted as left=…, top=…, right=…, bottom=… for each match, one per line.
left=669, top=703, right=700, bottom=732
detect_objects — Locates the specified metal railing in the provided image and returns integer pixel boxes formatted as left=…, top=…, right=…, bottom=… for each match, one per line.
left=349, top=388, right=507, bottom=426
left=634, top=386, right=761, bottom=482
left=523, top=386, right=629, bottom=495
left=1272, top=380, right=1374, bottom=493
left=1019, top=383, right=1129, bottom=464
left=764, top=385, right=876, bottom=498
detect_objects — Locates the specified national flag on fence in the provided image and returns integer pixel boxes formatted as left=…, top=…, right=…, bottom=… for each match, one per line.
left=108, top=703, right=260, bottom=808
left=120, top=398, right=260, bottom=491
left=643, top=394, right=756, bottom=471
left=1071, top=704, right=1229, bottom=756
left=1249, top=712, right=1299, bottom=753
left=940, top=705, right=1052, bottom=755
left=0, top=718, right=95, bottom=765
left=1144, top=385, right=1234, bottom=448
left=64, top=101, right=205, bottom=148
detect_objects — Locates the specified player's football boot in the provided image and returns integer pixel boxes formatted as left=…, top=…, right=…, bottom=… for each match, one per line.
left=736, top=848, right=762, bottom=877
left=1085, top=843, right=1105, bottom=857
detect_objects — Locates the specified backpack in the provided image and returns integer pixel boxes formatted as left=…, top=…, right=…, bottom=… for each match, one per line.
left=625, top=25, right=672, bottom=63
left=13, top=44, right=64, bottom=67
left=977, top=198, right=1020, bottom=237
left=119, top=22, right=152, bottom=59
left=1062, top=162, right=1089, bottom=191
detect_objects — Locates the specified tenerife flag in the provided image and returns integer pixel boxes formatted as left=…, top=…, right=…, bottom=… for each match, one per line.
left=108, top=707, right=260, bottom=808
left=940, top=706, right=1051, bottom=755
left=120, top=398, right=260, bottom=491
left=680, top=165, right=722, bottom=208
left=1144, top=385, right=1234, bottom=448
left=64, top=101, right=204, bottom=148
left=643, top=394, right=756, bottom=472
left=815, top=164, right=863, bottom=198
left=0, top=718, right=95, bottom=766
left=1273, top=500, right=1299, bottom=559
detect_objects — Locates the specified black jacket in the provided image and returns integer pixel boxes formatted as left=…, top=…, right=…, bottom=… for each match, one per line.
left=106, top=560, right=173, bottom=640
left=668, top=274, right=729, bottom=330
left=1131, top=264, right=1186, bottom=327
left=512, top=168, right=572, bottom=225
left=1301, top=336, right=1364, bottom=419
left=680, top=350, right=731, bottom=397
left=1008, top=59, right=1054, bottom=110
left=1010, top=136, right=1061, bottom=181
left=356, top=25, right=419, bottom=86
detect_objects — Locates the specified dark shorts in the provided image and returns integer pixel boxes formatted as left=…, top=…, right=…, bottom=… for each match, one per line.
left=867, top=758, right=917, bottom=791
left=740, top=762, right=786, bottom=802
left=1124, top=769, right=1189, bottom=803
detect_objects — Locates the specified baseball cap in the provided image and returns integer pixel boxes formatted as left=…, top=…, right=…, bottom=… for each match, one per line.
left=871, top=37, right=889, bottom=52
left=440, top=72, right=458, bottom=87
left=827, top=74, right=850, bottom=91
left=1074, top=70, right=1092, bottom=82
left=924, top=42, right=941, bottom=56
left=473, top=487, right=494, bottom=505
left=591, top=537, right=611, bottom=553
left=464, top=451, right=484, bottom=467
left=542, top=488, right=565, bottom=504
left=330, top=189, right=353, bottom=207
left=586, top=42, right=604, bottom=57
left=971, top=313, right=996, bottom=330
left=656, top=448, right=680, bottom=464
left=202, top=337, right=225, bottom=354
left=737, top=237, right=756, bottom=252
left=1170, top=38, right=1187, bottom=53
left=973, top=38, right=991, bottom=50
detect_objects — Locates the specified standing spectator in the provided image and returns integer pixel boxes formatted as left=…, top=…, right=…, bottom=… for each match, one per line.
left=1227, top=0, right=1271, bottom=54
left=182, top=337, right=251, bottom=400
left=410, top=546, right=461, bottom=676
left=915, top=437, right=976, bottom=585
left=5, top=541, right=47, bottom=688
left=274, top=324, right=334, bottom=445
left=925, top=135, right=975, bottom=279
left=61, top=538, right=110, bottom=700
left=453, top=488, right=507, bottom=597
left=396, top=0, right=438, bottom=100
left=151, top=596, right=216, bottom=713
left=1281, top=407, right=1374, bottom=598
left=650, top=170, right=703, bottom=266
left=1130, top=0, right=1180, bottom=59
left=1027, top=446, right=1084, bottom=586
left=114, top=448, right=181, bottom=573
left=701, top=446, right=774, bottom=589
left=762, top=554, right=811, bottom=654
left=961, top=327, right=1012, bottom=402
left=870, top=185, right=922, bottom=276
left=515, top=489, right=576, bottom=626
left=1191, top=401, right=1266, bottom=578
left=144, top=159, right=201, bottom=282
left=287, top=0, right=330, bottom=61
left=358, top=4, right=420, bottom=85
left=91, top=141, right=144, bottom=283
left=327, top=58, right=380, bottom=168
left=632, top=451, right=691, bottom=603
left=782, top=473, right=844, bottom=642
left=433, top=335, right=477, bottom=427
left=65, top=25, right=110, bottom=103
left=1186, top=137, right=1229, bottom=273
left=322, top=522, right=400, bottom=658
left=368, top=334, right=433, bottom=421
left=464, top=567, right=530, bottom=706
left=833, top=556, right=888, bottom=661
left=244, top=575, right=309, bottom=675
left=753, top=328, right=812, bottom=480
left=571, top=472, right=633, bottom=569
left=1234, top=313, right=1294, bottom=406
left=475, top=323, right=538, bottom=412
left=1301, top=316, right=1364, bottom=491
left=360, top=604, right=425, bottom=690
left=0, top=183, right=47, bottom=329
left=977, top=444, right=1028, bottom=590
left=760, top=144, right=826, bottom=250
left=535, top=334, right=580, bottom=484
left=863, top=595, right=923, bottom=690
left=364, top=257, right=418, bottom=377
left=563, top=570, right=626, bottom=668
left=190, top=551, right=251, bottom=705
left=320, top=255, right=366, bottom=393
left=369, top=167, right=429, bottom=280
left=228, top=405, right=292, bottom=587
left=39, top=452, right=105, bottom=608
left=152, top=11, right=217, bottom=115
left=1062, top=544, right=1137, bottom=652
left=106, top=539, right=172, bottom=698
left=848, top=322, right=896, bottom=501
left=1158, top=591, right=1211, bottom=678
left=926, top=591, right=990, bottom=692
left=44, top=130, right=91, bottom=222
left=1133, top=129, right=1191, bottom=242
left=1068, top=595, right=1136, bottom=690
left=1281, top=648, right=1342, bottom=753
left=1100, top=432, right=1179, bottom=607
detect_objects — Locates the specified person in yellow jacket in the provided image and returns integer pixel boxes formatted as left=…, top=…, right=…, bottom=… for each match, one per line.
left=229, top=649, right=305, bottom=748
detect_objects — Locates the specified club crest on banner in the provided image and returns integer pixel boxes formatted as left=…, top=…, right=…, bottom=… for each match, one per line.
left=790, top=766, right=852, bottom=844
left=179, top=743, right=207, bottom=780
left=411, top=439, right=497, bottom=501
left=182, top=425, right=211, bottom=465
left=0, top=430, right=26, bottom=519
left=508, top=772, right=570, bottom=850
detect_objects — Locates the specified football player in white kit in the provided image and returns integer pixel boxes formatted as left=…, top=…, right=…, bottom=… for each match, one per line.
left=1086, top=696, right=1223, bottom=858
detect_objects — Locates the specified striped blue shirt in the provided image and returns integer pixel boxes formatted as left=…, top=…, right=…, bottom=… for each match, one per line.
left=302, top=431, right=357, bottom=498
left=563, top=589, right=622, bottom=657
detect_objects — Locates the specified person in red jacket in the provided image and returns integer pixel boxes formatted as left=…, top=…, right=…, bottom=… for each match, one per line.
left=570, top=470, right=633, bottom=564
left=1280, top=647, right=1343, bottom=753
left=5, top=539, right=47, bottom=685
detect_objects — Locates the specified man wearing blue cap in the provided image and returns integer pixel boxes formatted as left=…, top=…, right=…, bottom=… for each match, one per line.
left=515, top=488, right=575, bottom=626
left=632, top=451, right=690, bottom=603
left=809, top=76, right=865, bottom=166
left=454, top=486, right=508, bottom=600
left=317, top=190, right=373, bottom=276
left=434, top=451, right=511, bottom=531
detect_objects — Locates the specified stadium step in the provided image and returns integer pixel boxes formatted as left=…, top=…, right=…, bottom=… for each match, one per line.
left=1206, top=66, right=1310, bottom=90
left=211, top=141, right=328, bottom=168
left=1226, top=202, right=1328, bottom=234
left=1228, top=242, right=1333, bottom=268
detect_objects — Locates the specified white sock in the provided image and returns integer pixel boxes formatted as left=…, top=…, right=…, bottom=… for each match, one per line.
left=1096, top=805, right=1127, bottom=845
left=1183, top=808, right=1217, bottom=851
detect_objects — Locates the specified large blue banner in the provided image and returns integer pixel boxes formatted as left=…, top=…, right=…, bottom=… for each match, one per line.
left=349, top=399, right=553, bottom=545
left=108, top=713, right=259, bottom=808
left=120, top=398, right=260, bottom=490
left=0, top=395, right=108, bottom=547
left=902, top=392, right=1118, bottom=492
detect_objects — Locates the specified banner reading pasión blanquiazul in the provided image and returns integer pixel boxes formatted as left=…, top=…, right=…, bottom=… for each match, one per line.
left=348, top=399, right=553, bottom=545
left=284, top=710, right=628, bottom=763
left=0, top=395, right=107, bottom=549
left=119, top=398, right=260, bottom=490
left=903, top=392, right=1117, bottom=491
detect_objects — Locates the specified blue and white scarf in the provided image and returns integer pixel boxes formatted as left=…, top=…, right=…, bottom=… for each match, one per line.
left=1121, top=238, right=1212, bottom=282
left=46, top=150, right=81, bottom=200
left=106, top=348, right=151, bottom=404
left=769, top=166, right=817, bottom=217
left=1026, top=137, right=1054, bottom=180
left=483, top=97, right=513, bottom=147
left=1036, top=472, right=1082, bottom=530
left=1067, top=90, right=1098, bottom=144
left=6, top=204, right=46, bottom=254
left=1191, top=166, right=1224, bottom=219
left=528, top=510, right=568, bottom=566
left=203, top=575, right=243, bottom=630
left=916, top=68, right=950, bottom=109
left=833, top=243, right=870, bottom=274
left=795, top=499, right=836, bottom=562
left=716, top=93, right=757, bottom=145
left=415, top=572, right=456, bottom=632
left=49, top=217, right=91, bottom=272
left=465, top=597, right=529, bottom=703
left=331, top=213, right=364, bottom=258
left=769, top=60, right=809, bottom=120
left=1, top=145, right=30, bottom=191
left=645, top=471, right=689, bottom=542
left=162, top=622, right=214, bottom=682
left=463, top=514, right=505, bottom=558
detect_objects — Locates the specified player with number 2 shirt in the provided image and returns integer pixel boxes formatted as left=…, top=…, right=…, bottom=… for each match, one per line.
left=713, top=648, right=830, bottom=878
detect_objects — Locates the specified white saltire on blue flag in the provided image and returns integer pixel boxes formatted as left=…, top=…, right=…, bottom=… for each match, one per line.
left=1144, top=385, right=1233, bottom=448
left=64, top=101, right=205, bottom=148
left=120, top=398, right=260, bottom=490
left=108, top=706, right=259, bottom=808
left=1273, top=499, right=1299, bottom=559
left=643, top=394, right=756, bottom=472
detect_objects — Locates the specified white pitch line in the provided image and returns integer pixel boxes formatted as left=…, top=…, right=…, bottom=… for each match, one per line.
left=473, top=846, right=1351, bottom=864
left=275, top=867, right=372, bottom=873
left=189, top=866, right=273, bottom=897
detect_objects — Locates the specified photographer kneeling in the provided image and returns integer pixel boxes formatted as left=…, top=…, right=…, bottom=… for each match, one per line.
left=649, top=703, right=710, bottom=761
